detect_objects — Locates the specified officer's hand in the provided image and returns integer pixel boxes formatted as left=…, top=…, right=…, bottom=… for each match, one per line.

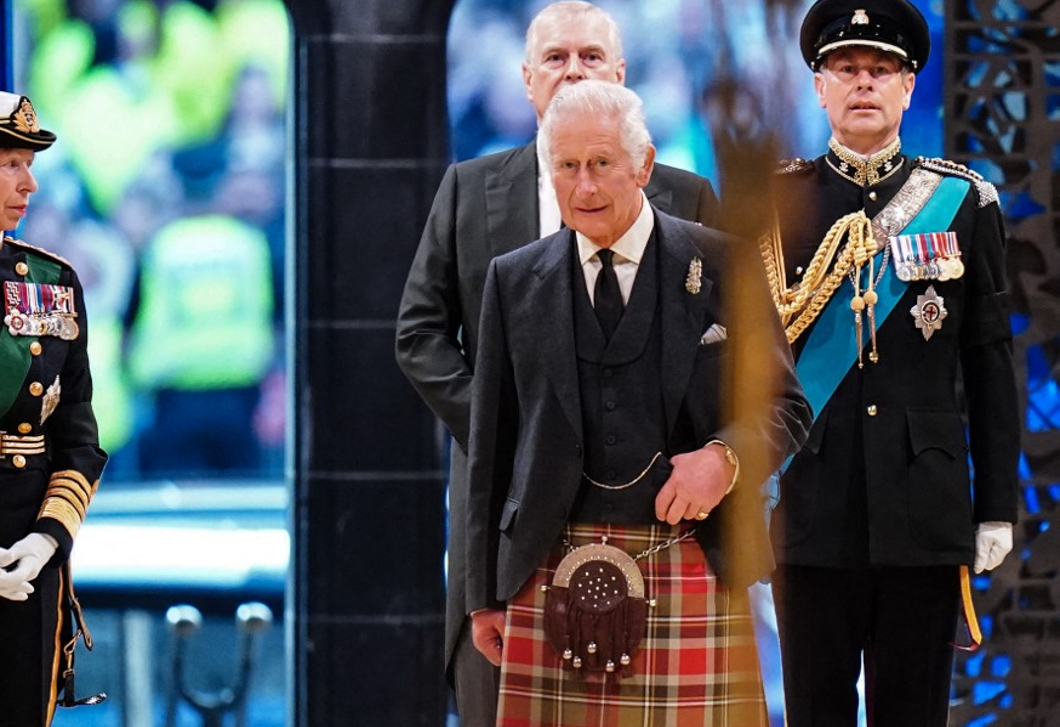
left=470, top=608, right=506, bottom=666
left=0, top=533, right=58, bottom=601
left=973, top=521, right=1013, bottom=574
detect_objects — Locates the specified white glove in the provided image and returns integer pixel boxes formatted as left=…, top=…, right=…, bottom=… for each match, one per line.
left=974, top=521, right=1013, bottom=574
left=0, top=533, right=58, bottom=601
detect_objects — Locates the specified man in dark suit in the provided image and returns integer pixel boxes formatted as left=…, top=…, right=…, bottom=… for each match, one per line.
left=395, top=3, right=718, bottom=725
left=465, top=79, right=811, bottom=726
left=761, top=1, right=1020, bottom=725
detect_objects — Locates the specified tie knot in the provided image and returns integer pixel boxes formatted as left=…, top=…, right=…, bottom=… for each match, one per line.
left=597, top=249, right=615, bottom=267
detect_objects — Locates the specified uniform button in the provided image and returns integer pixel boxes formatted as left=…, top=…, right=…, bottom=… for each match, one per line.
left=795, top=266, right=804, bottom=276
left=867, top=405, right=878, bottom=417
left=29, top=381, right=43, bottom=396
left=605, top=401, right=616, bottom=411
left=17, top=423, right=31, bottom=434
left=868, top=191, right=878, bottom=202
left=15, top=261, right=28, bottom=276
left=603, top=369, right=613, bottom=379
left=12, top=455, right=26, bottom=469
left=29, top=342, right=41, bottom=356
left=605, top=435, right=616, bottom=445
left=604, top=503, right=615, bottom=514
left=607, top=469, right=616, bottom=479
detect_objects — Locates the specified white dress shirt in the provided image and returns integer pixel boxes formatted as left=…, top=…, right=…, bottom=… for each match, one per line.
left=536, top=143, right=563, bottom=238
left=575, top=192, right=654, bottom=306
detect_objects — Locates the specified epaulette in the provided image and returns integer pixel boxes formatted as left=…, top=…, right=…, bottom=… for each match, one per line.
left=2, top=236, right=73, bottom=268
left=776, top=157, right=814, bottom=175
left=914, top=157, right=999, bottom=209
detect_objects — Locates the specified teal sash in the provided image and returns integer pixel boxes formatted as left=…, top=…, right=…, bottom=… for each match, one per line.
left=794, top=175, right=970, bottom=438
left=0, top=250, right=62, bottom=418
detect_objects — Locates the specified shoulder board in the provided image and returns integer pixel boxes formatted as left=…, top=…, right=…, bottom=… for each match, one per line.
left=2, top=236, right=73, bottom=268
left=776, top=157, right=814, bottom=175
left=914, top=157, right=999, bottom=209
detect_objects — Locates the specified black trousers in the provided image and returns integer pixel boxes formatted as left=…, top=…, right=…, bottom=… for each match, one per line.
left=773, top=564, right=960, bottom=727
left=452, top=620, right=500, bottom=727
left=0, top=563, right=62, bottom=727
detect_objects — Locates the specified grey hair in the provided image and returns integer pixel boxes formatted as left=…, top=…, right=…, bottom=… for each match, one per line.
left=539, top=79, right=652, bottom=170
left=524, top=1, right=623, bottom=64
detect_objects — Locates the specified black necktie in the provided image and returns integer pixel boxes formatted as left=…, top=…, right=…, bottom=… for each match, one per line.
left=594, top=249, right=624, bottom=341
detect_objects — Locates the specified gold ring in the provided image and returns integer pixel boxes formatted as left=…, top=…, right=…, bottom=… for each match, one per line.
left=695, top=510, right=709, bottom=520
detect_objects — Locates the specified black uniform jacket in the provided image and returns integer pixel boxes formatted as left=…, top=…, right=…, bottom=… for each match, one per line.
left=771, top=152, right=1019, bottom=569
left=394, top=141, right=719, bottom=673
left=0, top=237, right=106, bottom=558
left=465, top=209, right=812, bottom=612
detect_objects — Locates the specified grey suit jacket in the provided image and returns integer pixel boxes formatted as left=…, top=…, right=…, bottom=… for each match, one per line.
left=465, top=209, right=812, bottom=612
left=395, top=141, right=719, bottom=675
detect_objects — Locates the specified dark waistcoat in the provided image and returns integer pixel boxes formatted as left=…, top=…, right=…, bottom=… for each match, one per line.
left=570, top=232, right=671, bottom=524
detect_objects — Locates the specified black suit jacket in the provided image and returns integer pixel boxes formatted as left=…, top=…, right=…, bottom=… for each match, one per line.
left=465, top=210, right=811, bottom=612
left=771, top=154, right=1020, bottom=569
left=395, top=142, right=719, bottom=673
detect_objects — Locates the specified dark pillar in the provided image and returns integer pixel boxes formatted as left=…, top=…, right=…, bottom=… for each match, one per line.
left=285, top=1, right=455, bottom=724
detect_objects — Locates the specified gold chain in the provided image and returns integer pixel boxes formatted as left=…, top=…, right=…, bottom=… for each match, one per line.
left=564, top=527, right=698, bottom=561
left=583, top=451, right=665, bottom=490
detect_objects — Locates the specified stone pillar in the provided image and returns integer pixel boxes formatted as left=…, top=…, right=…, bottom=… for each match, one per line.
left=285, top=1, right=455, bottom=724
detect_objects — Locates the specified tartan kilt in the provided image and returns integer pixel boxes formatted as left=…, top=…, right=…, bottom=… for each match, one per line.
left=497, top=522, right=766, bottom=727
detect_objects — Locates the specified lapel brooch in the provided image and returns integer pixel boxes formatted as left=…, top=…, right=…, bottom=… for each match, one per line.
left=685, top=257, right=702, bottom=295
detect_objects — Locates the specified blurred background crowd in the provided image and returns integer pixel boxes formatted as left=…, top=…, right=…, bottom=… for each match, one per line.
left=12, top=0, right=289, bottom=481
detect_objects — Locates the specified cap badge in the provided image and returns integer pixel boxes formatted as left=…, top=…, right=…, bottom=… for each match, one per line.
left=12, top=98, right=41, bottom=134
left=852, top=9, right=870, bottom=25
left=910, top=285, right=948, bottom=341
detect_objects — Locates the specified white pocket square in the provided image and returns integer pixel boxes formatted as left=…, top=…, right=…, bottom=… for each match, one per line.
left=700, top=324, right=727, bottom=345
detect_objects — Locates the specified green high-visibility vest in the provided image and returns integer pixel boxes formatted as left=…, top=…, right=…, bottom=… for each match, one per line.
left=128, top=215, right=274, bottom=390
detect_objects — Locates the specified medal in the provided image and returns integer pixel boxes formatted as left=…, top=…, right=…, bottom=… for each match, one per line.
left=890, top=231, right=963, bottom=283
left=910, top=285, right=948, bottom=340
left=40, top=375, right=60, bottom=425
left=3, top=281, right=79, bottom=339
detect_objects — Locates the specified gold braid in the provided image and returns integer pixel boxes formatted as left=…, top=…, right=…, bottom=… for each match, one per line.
left=759, top=211, right=878, bottom=343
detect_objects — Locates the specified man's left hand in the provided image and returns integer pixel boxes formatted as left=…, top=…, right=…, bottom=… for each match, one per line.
left=470, top=608, right=507, bottom=666
left=654, top=444, right=735, bottom=525
left=0, top=533, right=58, bottom=602
left=974, top=521, right=1013, bottom=574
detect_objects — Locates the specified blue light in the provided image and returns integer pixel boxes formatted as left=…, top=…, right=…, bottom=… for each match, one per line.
left=991, top=654, right=1012, bottom=678
left=973, top=680, right=1007, bottom=704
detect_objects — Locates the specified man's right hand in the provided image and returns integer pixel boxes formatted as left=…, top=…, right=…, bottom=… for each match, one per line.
left=470, top=608, right=507, bottom=666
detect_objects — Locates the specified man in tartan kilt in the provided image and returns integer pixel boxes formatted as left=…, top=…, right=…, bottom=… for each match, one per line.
left=466, top=79, right=811, bottom=726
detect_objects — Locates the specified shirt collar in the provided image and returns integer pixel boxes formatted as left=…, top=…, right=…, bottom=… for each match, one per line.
left=576, top=191, right=654, bottom=266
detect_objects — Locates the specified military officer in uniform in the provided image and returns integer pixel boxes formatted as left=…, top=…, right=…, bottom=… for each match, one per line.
left=760, top=2, right=1020, bottom=725
left=0, top=92, right=107, bottom=726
